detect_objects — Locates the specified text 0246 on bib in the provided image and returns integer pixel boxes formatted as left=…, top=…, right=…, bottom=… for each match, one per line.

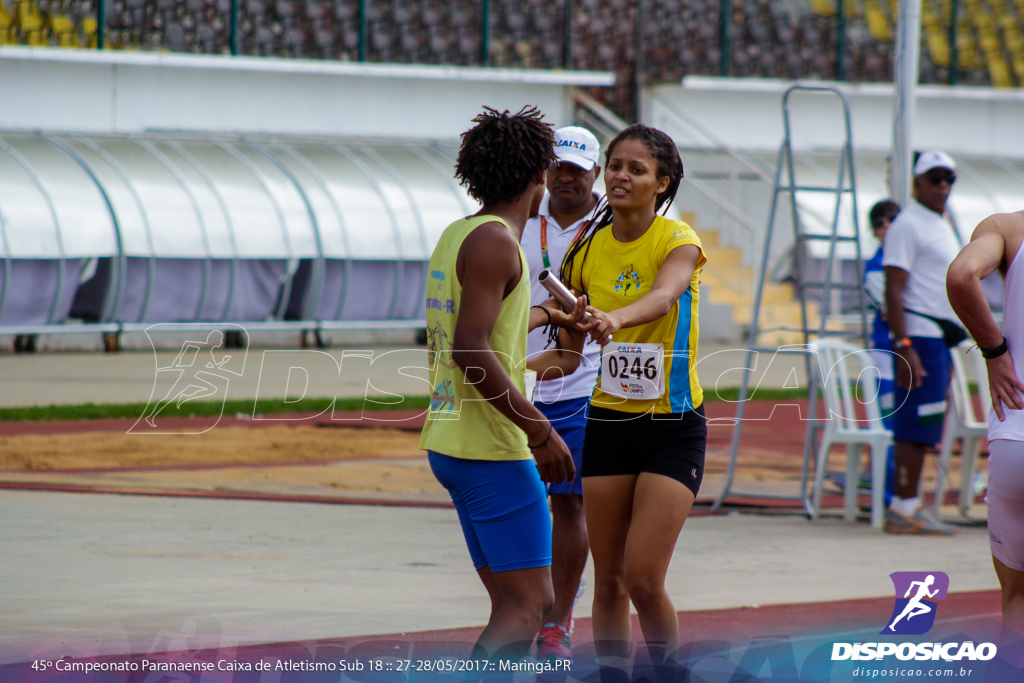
left=601, top=342, right=665, bottom=400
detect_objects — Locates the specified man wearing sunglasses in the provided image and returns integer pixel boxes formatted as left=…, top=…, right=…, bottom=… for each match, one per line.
left=882, top=150, right=961, bottom=535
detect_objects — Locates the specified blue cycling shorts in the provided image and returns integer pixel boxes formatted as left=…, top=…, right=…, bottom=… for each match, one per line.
left=536, top=395, right=589, bottom=497
left=428, top=451, right=551, bottom=573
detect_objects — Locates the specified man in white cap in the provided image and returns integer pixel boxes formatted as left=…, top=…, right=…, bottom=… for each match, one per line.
left=883, top=150, right=965, bottom=535
left=521, top=125, right=602, bottom=659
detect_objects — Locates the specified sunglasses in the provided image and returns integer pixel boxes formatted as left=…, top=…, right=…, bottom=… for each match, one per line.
left=925, top=171, right=956, bottom=186
left=871, top=213, right=899, bottom=229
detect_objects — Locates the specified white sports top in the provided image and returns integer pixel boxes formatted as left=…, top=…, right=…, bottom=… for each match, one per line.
left=988, top=237, right=1024, bottom=441
left=522, top=193, right=602, bottom=403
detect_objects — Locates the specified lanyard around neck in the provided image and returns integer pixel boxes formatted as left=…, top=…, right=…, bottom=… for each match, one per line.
left=540, top=215, right=589, bottom=270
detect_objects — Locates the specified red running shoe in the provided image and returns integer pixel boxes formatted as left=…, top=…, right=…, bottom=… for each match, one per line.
left=536, top=622, right=572, bottom=661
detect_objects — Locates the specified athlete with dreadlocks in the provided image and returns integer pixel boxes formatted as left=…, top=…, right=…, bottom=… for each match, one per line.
left=560, top=124, right=707, bottom=673
left=420, top=106, right=591, bottom=661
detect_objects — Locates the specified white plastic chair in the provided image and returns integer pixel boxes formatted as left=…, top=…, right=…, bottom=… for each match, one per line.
left=932, top=341, right=989, bottom=517
left=810, top=339, right=893, bottom=529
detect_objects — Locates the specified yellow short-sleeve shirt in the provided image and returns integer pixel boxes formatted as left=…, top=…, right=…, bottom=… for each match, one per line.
left=567, top=215, right=706, bottom=414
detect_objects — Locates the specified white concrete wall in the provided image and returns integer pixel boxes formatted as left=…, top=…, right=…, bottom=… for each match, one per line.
left=648, top=76, right=1024, bottom=160
left=0, top=46, right=613, bottom=139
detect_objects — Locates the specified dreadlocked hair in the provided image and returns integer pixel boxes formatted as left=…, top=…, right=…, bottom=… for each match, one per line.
left=557, top=124, right=684, bottom=299
left=455, top=106, right=558, bottom=207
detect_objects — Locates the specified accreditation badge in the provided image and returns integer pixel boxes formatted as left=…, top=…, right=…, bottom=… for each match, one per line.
left=600, top=342, right=665, bottom=400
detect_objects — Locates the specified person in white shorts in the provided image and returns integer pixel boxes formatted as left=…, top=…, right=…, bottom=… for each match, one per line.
left=947, top=210, right=1024, bottom=635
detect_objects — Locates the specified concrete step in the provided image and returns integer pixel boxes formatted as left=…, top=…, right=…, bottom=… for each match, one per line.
left=750, top=329, right=814, bottom=347
left=703, top=245, right=744, bottom=268
left=689, top=219, right=720, bottom=248
left=700, top=270, right=795, bottom=306
left=732, top=300, right=819, bottom=324
left=698, top=289, right=741, bottom=342
left=684, top=215, right=819, bottom=344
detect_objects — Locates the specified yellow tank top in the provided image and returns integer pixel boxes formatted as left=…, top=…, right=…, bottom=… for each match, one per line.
left=567, top=215, right=706, bottom=414
left=419, top=215, right=532, bottom=460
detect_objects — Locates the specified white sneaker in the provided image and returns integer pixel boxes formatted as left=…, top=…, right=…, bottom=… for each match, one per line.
left=884, top=506, right=957, bottom=535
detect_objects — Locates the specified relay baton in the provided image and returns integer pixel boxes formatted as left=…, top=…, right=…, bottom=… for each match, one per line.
left=538, top=269, right=591, bottom=324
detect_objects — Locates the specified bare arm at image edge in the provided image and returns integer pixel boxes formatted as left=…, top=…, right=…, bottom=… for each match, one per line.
left=947, top=216, right=1024, bottom=420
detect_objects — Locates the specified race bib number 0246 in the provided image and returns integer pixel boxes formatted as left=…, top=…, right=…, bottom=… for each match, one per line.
left=600, top=343, right=665, bottom=400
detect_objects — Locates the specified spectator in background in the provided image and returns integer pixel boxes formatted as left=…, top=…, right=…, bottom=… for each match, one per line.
left=883, top=151, right=965, bottom=535
left=522, top=125, right=603, bottom=661
left=861, top=199, right=901, bottom=505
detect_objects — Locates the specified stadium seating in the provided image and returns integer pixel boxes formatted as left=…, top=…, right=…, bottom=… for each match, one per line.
left=0, top=2, right=16, bottom=44
left=2, top=0, right=1022, bottom=119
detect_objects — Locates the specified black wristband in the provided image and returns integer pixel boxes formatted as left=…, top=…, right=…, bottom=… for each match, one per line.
left=528, top=424, right=553, bottom=449
left=980, top=337, right=1008, bottom=360
left=531, top=305, right=552, bottom=328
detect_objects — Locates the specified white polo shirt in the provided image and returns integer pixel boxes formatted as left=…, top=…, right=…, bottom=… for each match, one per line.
left=882, top=200, right=960, bottom=338
left=521, top=193, right=602, bottom=403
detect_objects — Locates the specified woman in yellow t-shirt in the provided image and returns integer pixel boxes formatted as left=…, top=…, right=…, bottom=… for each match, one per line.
left=559, top=124, right=707, bottom=670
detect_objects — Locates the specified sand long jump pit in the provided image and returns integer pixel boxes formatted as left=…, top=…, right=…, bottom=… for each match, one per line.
left=0, top=401, right=983, bottom=511
left=0, top=414, right=452, bottom=506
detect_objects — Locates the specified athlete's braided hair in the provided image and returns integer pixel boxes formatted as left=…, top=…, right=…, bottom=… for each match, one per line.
left=455, top=106, right=558, bottom=207
left=557, top=124, right=684, bottom=296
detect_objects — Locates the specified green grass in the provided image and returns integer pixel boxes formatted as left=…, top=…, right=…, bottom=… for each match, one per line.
left=702, top=387, right=808, bottom=402
left=0, top=396, right=431, bottom=423
left=0, top=382, right=982, bottom=422
left=0, top=389, right=807, bottom=422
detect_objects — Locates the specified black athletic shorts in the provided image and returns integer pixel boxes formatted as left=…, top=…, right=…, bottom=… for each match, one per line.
left=581, top=403, right=707, bottom=496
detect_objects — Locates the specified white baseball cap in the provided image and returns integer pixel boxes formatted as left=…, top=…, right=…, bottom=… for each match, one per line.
left=553, top=126, right=601, bottom=171
left=913, top=150, right=956, bottom=176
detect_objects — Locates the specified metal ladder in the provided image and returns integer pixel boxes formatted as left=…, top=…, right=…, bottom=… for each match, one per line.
left=711, top=84, right=870, bottom=516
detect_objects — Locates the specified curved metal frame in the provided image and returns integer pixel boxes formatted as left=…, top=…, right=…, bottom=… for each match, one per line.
left=38, top=133, right=125, bottom=325
left=852, top=158, right=889, bottom=196
left=994, top=160, right=1024, bottom=190
left=0, top=133, right=490, bottom=336
left=66, top=136, right=143, bottom=324
left=132, top=137, right=214, bottom=323
left=245, top=140, right=326, bottom=323
left=356, top=144, right=431, bottom=318
left=409, top=146, right=476, bottom=217
left=161, top=139, right=241, bottom=322
left=0, top=204, right=10, bottom=323
left=328, top=145, right=406, bottom=320
left=213, top=140, right=296, bottom=321
left=0, top=135, right=68, bottom=325
left=956, top=161, right=1004, bottom=214
left=271, top=142, right=352, bottom=321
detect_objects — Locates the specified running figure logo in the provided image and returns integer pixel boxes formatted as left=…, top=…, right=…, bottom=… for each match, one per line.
left=612, top=264, right=645, bottom=297
left=881, top=571, right=949, bottom=635
left=130, top=324, right=248, bottom=434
